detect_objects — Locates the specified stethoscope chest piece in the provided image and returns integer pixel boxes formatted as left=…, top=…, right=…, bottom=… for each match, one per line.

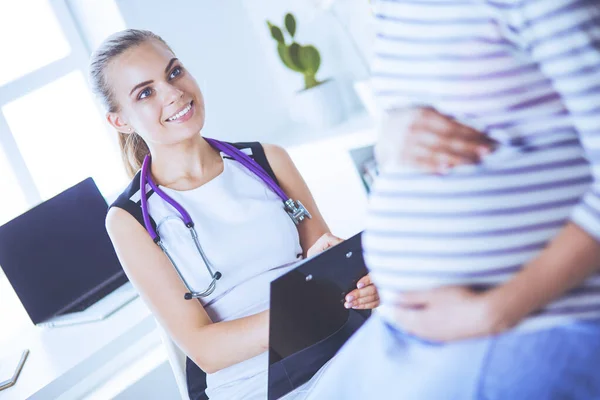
left=284, top=199, right=312, bottom=225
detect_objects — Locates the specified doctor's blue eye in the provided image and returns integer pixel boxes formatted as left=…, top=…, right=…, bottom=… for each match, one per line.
left=138, top=87, right=152, bottom=100
left=169, top=66, right=182, bottom=79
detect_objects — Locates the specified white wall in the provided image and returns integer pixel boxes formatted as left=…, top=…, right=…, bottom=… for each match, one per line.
left=112, top=0, right=291, bottom=144
left=69, top=0, right=374, bottom=147
left=286, top=122, right=375, bottom=239
left=67, top=0, right=127, bottom=53
left=240, top=0, right=371, bottom=122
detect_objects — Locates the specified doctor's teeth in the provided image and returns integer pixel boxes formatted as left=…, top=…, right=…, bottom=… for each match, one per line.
left=168, top=103, right=192, bottom=121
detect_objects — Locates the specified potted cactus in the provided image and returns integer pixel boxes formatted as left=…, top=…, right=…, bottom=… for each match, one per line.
left=267, top=13, right=345, bottom=128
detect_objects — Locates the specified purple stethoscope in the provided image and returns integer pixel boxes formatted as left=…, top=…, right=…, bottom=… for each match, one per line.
left=140, top=138, right=312, bottom=300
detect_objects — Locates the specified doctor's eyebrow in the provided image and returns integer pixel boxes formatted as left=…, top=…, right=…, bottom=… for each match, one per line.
left=164, top=58, right=178, bottom=73
left=130, top=80, right=153, bottom=96
left=128, top=58, right=180, bottom=96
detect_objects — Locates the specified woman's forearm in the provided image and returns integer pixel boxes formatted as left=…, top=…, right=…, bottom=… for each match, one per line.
left=487, top=223, right=600, bottom=331
left=191, top=310, right=269, bottom=374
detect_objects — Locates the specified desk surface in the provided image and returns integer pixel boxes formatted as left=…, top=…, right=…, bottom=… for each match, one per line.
left=0, top=298, right=155, bottom=400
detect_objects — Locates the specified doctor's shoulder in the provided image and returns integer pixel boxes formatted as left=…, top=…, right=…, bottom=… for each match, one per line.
left=105, top=171, right=152, bottom=250
left=262, top=143, right=289, bottom=169
left=261, top=143, right=300, bottom=186
left=233, top=141, right=299, bottom=189
left=104, top=173, right=166, bottom=283
left=105, top=205, right=160, bottom=280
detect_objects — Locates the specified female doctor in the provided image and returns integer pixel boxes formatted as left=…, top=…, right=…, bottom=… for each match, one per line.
left=91, top=29, right=379, bottom=399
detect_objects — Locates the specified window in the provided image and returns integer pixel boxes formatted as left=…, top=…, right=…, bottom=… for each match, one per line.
left=0, top=0, right=70, bottom=86
left=0, top=0, right=127, bottom=346
left=0, top=147, right=27, bottom=226
left=3, top=71, right=125, bottom=200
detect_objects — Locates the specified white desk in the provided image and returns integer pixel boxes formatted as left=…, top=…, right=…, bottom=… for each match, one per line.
left=0, top=298, right=159, bottom=400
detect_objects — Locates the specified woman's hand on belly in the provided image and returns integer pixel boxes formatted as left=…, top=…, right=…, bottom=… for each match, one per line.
left=390, top=286, right=505, bottom=342
left=376, top=107, right=496, bottom=174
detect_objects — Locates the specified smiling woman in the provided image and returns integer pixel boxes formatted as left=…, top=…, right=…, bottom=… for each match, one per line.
left=88, top=29, right=379, bottom=400
left=89, top=31, right=208, bottom=179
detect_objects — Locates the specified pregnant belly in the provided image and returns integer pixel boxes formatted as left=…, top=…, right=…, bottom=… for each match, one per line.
left=363, top=141, right=592, bottom=295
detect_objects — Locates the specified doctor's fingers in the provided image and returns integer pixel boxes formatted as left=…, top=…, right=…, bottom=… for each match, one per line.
left=344, top=296, right=379, bottom=310
left=356, top=274, right=373, bottom=289
left=346, top=283, right=377, bottom=301
left=345, top=295, right=379, bottom=309
left=345, top=286, right=379, bottom=308
left=314, top=232, right=343, bottom=249
left=307, top=233, right=343, bottom=257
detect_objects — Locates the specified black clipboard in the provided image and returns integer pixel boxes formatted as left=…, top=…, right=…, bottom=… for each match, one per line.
left=268, top=232, right=370, bottom=400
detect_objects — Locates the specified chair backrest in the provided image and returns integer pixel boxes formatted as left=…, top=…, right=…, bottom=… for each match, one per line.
left=154, top=320, right=190, bottom=400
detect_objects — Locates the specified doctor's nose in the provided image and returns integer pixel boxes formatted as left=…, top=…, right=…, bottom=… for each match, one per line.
left=162, top=84, right=185, bottom=105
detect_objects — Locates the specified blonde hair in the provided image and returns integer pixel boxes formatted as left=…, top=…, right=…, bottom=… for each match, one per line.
left=89, top=29, right=173, bottom=178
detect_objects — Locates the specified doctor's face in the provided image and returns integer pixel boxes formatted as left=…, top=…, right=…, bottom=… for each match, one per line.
left=106, top=40, right=206, bottom=146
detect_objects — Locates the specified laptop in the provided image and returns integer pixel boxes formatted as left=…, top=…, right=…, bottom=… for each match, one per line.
left=0, top=178, right=138, bottom=328
left=268, top=231, right=371, bottom=400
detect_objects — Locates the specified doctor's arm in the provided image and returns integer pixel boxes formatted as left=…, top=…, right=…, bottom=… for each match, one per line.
left=263, top=143, right=380, bottom=310
left=262, top=143, right=330, bottom=255
left=106, top=208, right=269, bottom=374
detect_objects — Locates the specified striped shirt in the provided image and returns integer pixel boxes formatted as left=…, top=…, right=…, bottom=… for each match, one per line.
left=364, top=0, right=600, bottom=330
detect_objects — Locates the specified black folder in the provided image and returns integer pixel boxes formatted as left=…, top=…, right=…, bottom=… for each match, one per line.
left=268, top=232, right=371, bottom=399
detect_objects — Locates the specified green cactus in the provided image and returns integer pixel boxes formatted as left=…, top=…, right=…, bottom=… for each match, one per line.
left=266, top=13, right=323, bottom=90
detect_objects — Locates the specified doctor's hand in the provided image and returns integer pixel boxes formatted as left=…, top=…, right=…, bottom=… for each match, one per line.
left=306, top=232, right=343, bottom=258
left=344, top=274, right=380, bottom=310
left=376, top=107, right=496, bottom=174
left=390, top=286, right=507, bottom=342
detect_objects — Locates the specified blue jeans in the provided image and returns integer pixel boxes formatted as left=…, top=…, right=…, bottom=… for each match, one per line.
left=305, top=314, right=600, bottom=399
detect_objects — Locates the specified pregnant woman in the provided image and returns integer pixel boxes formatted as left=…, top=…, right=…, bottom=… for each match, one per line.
left=308, top=1, right=600, bottom=398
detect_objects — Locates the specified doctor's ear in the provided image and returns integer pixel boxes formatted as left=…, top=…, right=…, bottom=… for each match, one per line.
left=106, top=112, right=134, bottom=134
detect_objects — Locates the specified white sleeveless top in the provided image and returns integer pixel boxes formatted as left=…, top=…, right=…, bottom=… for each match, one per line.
left=144, top=151, right=303, bottom=399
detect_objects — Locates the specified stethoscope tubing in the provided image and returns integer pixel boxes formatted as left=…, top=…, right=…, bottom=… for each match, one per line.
left=139, top=138, right=311, bottom=300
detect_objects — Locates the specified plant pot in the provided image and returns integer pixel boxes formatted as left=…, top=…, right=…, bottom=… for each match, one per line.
left=290, top=79, right=346, bottom=129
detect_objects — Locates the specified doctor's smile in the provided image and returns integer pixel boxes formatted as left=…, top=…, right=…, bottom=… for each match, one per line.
left=165, top=100, right=194, bottom=123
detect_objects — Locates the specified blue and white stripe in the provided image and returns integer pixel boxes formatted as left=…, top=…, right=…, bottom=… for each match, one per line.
left=365, top=0, right=600, bottom=330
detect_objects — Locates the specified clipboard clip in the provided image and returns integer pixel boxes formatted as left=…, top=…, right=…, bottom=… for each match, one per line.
left=304, top=252, right=355, bottom=282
